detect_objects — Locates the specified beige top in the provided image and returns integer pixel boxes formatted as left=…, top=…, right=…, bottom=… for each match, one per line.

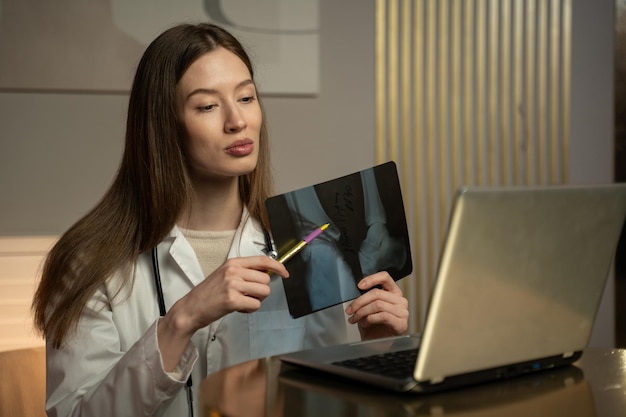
left=178, top=228, right=237, bottom=277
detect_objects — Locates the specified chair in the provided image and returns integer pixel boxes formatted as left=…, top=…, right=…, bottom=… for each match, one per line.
left=0, top=346, right=46, bottom=417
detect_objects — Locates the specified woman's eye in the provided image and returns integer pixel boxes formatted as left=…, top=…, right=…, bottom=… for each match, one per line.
left=240, top=96, right=256, bottom=104
left=199, top=104, right=216, bottom=112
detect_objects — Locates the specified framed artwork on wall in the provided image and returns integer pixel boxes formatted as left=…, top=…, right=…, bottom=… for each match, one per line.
left=0, top=0, right=319, bottom=95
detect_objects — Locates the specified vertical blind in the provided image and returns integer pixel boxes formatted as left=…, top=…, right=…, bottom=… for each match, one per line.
left=375, top=0, right=572, bottom=332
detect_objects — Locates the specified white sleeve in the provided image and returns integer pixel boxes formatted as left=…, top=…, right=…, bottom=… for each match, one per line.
left=45, top=287, right=198, bottom=417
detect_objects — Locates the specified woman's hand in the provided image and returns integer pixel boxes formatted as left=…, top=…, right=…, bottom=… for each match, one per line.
left=345, top=271, right=409, bottom=340
left=158, top=256, right=289, bottom=371
left=178, top=256, right=289, bottom=330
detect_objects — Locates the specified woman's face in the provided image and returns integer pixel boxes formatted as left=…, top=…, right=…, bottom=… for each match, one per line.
left=176, top=47, right=262, bottom=182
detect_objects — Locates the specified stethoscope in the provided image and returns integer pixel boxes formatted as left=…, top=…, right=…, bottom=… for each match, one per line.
left=150, top=227, right=276, bottom=417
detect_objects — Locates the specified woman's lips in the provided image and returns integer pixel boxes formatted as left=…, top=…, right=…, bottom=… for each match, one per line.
left=225, top=139, right=254, bottom=156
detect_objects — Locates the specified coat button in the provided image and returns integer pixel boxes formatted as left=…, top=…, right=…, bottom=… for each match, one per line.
left=211, top=335, right=217, bottom=341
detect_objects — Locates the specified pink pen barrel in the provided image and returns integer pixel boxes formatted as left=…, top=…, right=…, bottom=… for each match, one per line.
left=303, top=223, right=330, bottom=244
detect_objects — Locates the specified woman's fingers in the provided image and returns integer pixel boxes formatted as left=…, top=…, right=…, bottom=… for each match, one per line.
left=345, top=271, right=410, bottom=338
left=230, top=256, right=290, bottom=279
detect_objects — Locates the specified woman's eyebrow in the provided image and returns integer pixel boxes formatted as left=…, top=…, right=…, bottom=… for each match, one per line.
left=185, top=79, right=255, bottom=100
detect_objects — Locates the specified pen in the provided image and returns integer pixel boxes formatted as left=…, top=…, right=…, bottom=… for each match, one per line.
left=277, top=223, right=330, bottom=264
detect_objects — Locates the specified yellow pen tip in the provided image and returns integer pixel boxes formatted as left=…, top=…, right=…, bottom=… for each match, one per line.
left=321, top=223, right=330, bottom=230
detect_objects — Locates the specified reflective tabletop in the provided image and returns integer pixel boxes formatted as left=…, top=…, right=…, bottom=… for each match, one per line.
left=200, top=348, right=626, bottom=417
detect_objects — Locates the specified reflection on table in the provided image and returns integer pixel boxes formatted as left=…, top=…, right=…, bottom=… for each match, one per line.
left=200, top=348, right=626, bottom=417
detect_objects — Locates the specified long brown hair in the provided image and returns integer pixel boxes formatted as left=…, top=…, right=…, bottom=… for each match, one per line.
left=32, top=23, right=274, bottom=348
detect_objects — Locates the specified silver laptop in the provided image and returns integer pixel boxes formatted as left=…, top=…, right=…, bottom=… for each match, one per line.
left=279, top=184, right=626, bottom=393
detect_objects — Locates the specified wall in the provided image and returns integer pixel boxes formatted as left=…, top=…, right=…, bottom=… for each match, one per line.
left=0, top=236, right=55, bottom=351
left=0, top=1, right=376, bottom=237
left=570, top=0, right=616, bottom=347
left=265, top=2, right=376, bottom=193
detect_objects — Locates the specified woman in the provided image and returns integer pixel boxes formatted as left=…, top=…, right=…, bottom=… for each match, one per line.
left=32, top=23, right=409, bottom=417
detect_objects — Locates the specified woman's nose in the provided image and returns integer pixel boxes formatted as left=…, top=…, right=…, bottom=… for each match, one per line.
left=224, top=105, right=247, bottom=133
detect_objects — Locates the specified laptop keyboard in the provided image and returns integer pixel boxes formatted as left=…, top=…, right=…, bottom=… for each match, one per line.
left=332, top=348, right=419, bottom=379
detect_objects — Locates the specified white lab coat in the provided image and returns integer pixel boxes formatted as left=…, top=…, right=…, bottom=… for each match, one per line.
left=45, top=211, right=357, bottom=417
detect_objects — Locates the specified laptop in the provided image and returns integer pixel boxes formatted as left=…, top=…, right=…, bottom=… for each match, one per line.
left=279, top=184, right=626, bottom=393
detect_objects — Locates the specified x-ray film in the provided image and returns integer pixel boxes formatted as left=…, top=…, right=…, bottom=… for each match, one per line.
left=265, top=161, right=413, bottom=318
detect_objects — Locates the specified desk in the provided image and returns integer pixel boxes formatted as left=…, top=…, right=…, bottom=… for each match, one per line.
left=200, top=348, right=625, bottom=416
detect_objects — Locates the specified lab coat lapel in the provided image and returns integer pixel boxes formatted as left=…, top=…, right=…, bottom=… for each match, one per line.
left=226, top=209, right=268, bottom=259
left=165, top=228, right=205, bottom=287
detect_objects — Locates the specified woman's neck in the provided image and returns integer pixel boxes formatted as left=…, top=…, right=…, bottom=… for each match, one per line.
left=177, top=177, right=243, bottom=231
